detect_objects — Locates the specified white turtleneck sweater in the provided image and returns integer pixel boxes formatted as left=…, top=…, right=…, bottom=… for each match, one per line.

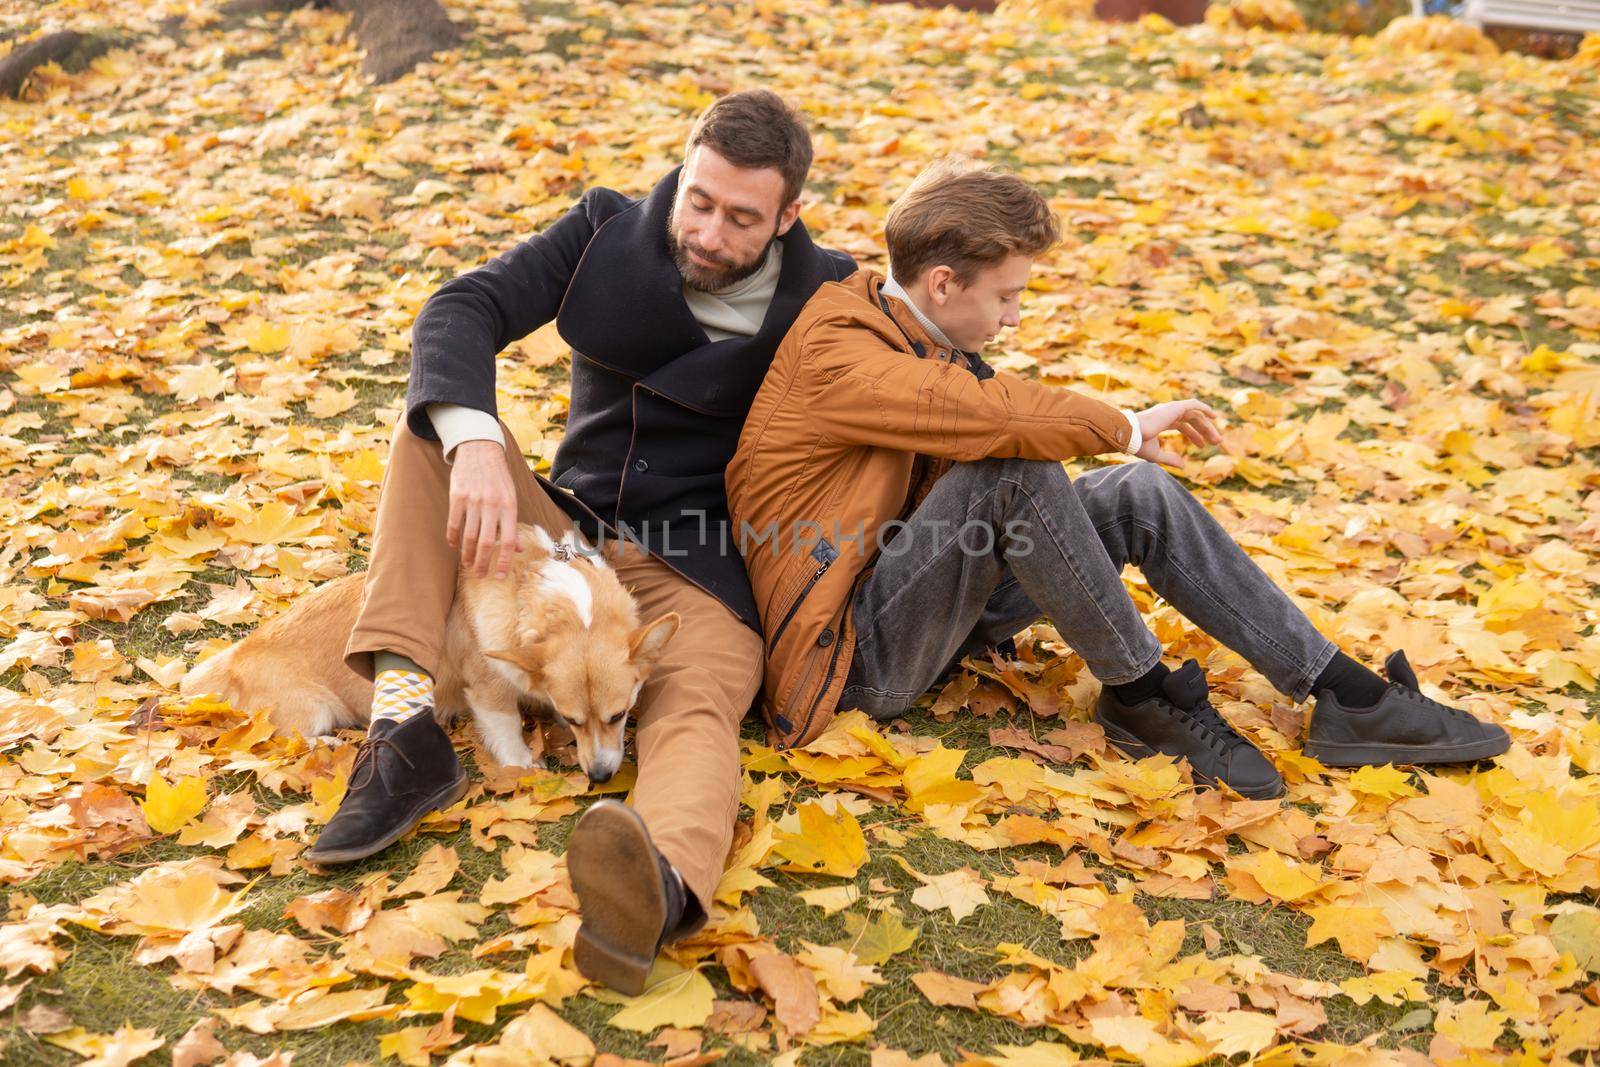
left=427, top=243, right=786, bottom=461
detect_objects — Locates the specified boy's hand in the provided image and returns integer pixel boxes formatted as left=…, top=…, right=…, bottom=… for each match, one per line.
left=1134, top=400, right=1223, bottom=468
left=448, top=440, right=519, bottom=579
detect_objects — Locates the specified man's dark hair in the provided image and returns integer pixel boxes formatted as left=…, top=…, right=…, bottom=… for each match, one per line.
left=684, top=89, right=813, bottom=208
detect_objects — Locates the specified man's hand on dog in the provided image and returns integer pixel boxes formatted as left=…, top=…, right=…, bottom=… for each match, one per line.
left=1134, top=400, right=1223, bottom=468
left=449, top=440, right=519, bottom=579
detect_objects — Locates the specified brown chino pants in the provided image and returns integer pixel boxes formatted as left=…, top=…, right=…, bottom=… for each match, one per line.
left=345, top=418, right=763, bottom=920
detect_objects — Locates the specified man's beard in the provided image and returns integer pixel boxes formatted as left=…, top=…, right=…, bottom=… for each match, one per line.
left=667, top=205, right=779, bottom=293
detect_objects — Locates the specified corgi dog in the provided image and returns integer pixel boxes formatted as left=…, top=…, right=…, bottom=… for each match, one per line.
left=180, top=524, right=679, bottom=782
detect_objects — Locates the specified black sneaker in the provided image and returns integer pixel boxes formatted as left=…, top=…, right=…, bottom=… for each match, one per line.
left=304, top=713, right=468, bottom=865
left=1094, top=659, right=1285, bottom=800
left=1304, top=650, right=1510, bottom=767
left=568, top=800, right=691, bottom=996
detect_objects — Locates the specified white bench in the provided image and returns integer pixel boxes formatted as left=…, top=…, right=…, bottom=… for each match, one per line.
left=1411, top=0, right=1600, bottom=33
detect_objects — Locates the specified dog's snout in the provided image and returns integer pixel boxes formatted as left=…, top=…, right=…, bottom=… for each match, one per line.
left=585, top=748, right=623, bottom=786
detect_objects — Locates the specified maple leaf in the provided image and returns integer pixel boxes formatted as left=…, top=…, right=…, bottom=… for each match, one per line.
left=346, top=908, right=446, bottom=967
left=95, top=867, right=254, bottom=937
left=478, top=845, right=562, bottom=906
left=810, top=1004, right=876, bottom=1044
left=1304, top=903, right=1394, bottom=963
left=284, top=885, right=378, bottom=938
left=1340, top=970, right=1429, bottom=1006
left=835, top=912, right=921, bottom=967
left=392, top=842, right=460, bottom=898
left=594, top=959, right=715, bottom=1032
left=891, top=857, right=991, bottom=922
left=794, top=941, right=883, bottom=1003
left=402, top=969, right=536, bottom=1025
left=139, top=774, right=208, bottom=834
left=239, top=318, right=291, bottom=354
left=378, top=1007, right=463, bottom=1065
left=902, top=744, right=981, bottom=810
left=1226, top=850, right=1328, bottom=905
left=797, top=885, right=861, bottom=915
left=195, top=579, right=258, bottom=626
left=400, top=892, right=491, bottom=943
left=176, top=792, right=256, bottom=849
left=962, top=1042, right=1081, bottom=1067
left=223, top=501, right=325, bottom=546
left=307, top=385, right=359, bottom=419
left=166, top=361, right=229, bottom=403
left=1346, top=764, right=1421, bottom=801
left=170, top=1018, right=227, bottom=1067
left=43, top=1023, right=164, bottom=1067
left=771, top=800, right=868, bottom=877
left=1550, top=906, right=1600, bottom=974
left=1433, top=998, right=1511, bottom=1050
left=215, top=986, right=396, bottom=1033
left=474, top=1003, right=596, bottom=1062
left=1196, top=1010, right=1278, bottom=1057
left=0, top=912, right=72, bottom=978
left=911, top=970, right=987, bottom=1010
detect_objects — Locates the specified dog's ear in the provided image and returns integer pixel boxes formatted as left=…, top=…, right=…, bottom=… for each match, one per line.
left=486, top=644, right=547, bottom=681
left=627, top=611, right=680, bottom=671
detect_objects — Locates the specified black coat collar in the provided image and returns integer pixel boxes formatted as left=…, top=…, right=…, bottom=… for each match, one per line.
left=556, top=166, right=844, bottom=416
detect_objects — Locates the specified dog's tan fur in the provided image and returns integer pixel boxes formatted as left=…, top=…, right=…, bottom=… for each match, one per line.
left=180, top=525, right=678, bottom=777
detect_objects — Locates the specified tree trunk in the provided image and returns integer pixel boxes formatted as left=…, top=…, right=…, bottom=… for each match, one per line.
left=329, top=0, right=464, bottom=83
left=218, top=0, right=309, bottom=14
left=0, top=30, right=114, bottom=99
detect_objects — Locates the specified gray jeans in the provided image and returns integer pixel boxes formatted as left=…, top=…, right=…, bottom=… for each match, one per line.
left=839, top=458, right=1339, bottom=721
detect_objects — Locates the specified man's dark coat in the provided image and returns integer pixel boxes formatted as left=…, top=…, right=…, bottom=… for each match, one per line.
left=405, top=166, right=857, bottom=630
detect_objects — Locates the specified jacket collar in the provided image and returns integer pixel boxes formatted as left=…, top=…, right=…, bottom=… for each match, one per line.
left=867, top=271, right=948, bottom=360
left=556, top=166, right=706, bottom=368
left=860, top=271, right=995, bottom=381
left=557, top=165, right=843, bottom=414
left=880, top=271, right=957, bottom=350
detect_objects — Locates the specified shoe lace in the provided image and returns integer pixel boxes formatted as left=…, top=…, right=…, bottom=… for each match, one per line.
left=1177, top=698, right=1252, bottom=756
left=1389, top=681, right=1475, bottom=722
left=348, top=735, right=414, bottom=791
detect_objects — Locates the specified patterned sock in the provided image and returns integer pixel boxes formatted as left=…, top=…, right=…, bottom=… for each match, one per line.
left=1312, top=650, right=1389, bottom=708
left=1110, top=660, right=1170, bottom=707
left=371, top=652, right=434, bottom=729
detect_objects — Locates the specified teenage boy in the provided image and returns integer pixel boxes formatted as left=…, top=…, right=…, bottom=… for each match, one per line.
left=726, top=157, right=1508, bottom=796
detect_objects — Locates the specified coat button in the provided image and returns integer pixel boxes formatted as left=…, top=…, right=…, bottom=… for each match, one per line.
left=817, top=629, right=834, bottom=647
left=633, top=458, right=648, bottom=472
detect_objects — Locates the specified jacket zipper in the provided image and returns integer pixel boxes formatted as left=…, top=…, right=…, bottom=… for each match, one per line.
left=785, top=555, right=873, bottom=748
left=766, top=537, right=837, bottom=653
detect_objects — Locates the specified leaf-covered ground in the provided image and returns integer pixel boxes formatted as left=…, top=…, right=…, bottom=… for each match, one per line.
left=2, top=1, right=1599, bottom=1064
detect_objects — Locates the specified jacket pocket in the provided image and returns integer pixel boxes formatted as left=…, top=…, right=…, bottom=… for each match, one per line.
left=777, top=641, right=826, bottom=726
left=765, top=537, right=838, bottom=654
left=786, top=561, right=870, bottom=748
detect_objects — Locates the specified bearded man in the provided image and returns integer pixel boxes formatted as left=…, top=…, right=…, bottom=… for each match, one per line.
left=306, top=90, right=855, bottom=994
